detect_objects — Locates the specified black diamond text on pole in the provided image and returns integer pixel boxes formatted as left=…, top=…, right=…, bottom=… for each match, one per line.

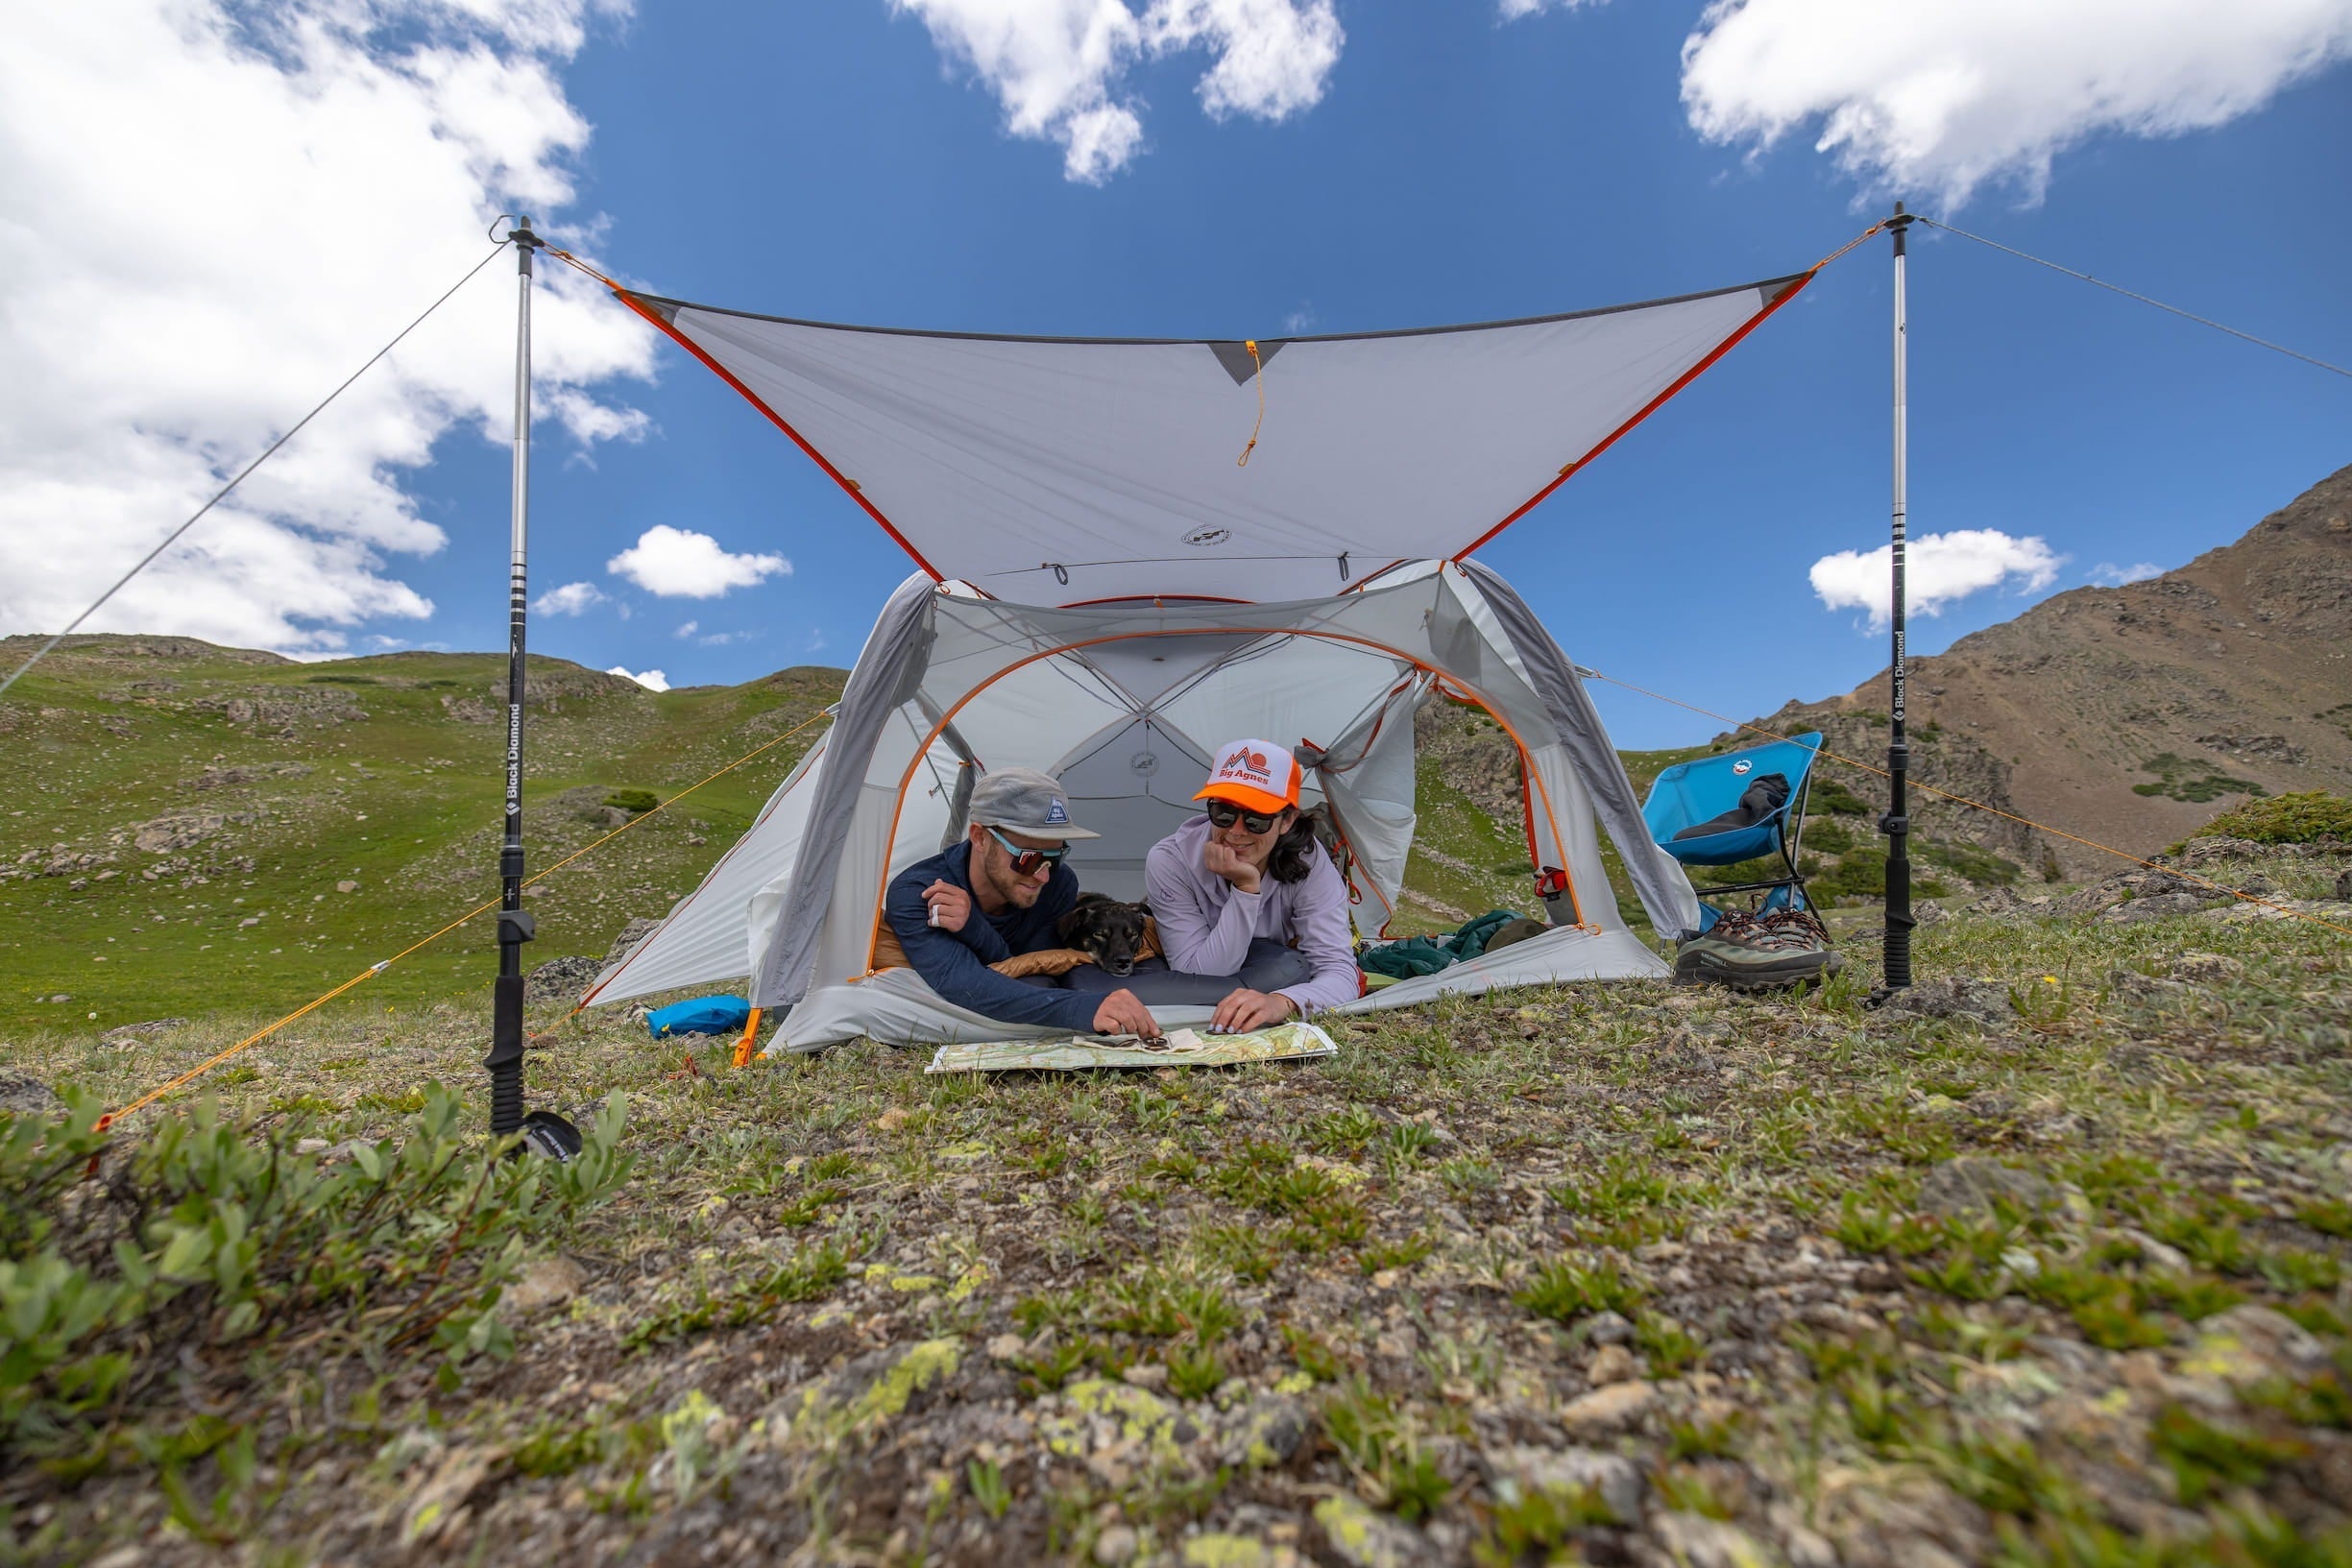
left=487, top=216, right=541, bottom=1138
left=1881, top=204, right=1916, bottom=991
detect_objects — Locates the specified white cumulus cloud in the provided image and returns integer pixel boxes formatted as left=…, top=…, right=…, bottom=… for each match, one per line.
left=606, top=525, right=791, bottom=598
left=1809, top=528, right=2063, bottom=628
left=2090, top=560, right=2167, bottom=586
left=889, top=0, right=1342, bottom=182
left=674, top=618, right=700, bottom=639
left=534, top=581, right=609, bottom=615
left=607, top=665, right=669, bottom=691
left=0, top=0, right=656, bottom=656
left=1497, top=0, right=1604, bottom=20
left=1680, top=0, right=2352, bottom=205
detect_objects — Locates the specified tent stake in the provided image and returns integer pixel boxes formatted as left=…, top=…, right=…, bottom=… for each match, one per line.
left=488, top=216, right=543, bottom=1142
left=1879, top=204, right=1916, bottom=991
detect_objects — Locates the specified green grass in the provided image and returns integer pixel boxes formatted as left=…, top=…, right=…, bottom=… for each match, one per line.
left=0, top=639, right=838, bottom=1027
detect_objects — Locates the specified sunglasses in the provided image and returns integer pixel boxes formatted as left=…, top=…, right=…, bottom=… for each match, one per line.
left=1204, top=801, right=1282, bottom=834
left=987, top=826, right=1069, bottom=876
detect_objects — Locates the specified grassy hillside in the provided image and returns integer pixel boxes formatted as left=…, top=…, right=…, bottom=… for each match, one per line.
left=0, top=638, right=837, bottom=1031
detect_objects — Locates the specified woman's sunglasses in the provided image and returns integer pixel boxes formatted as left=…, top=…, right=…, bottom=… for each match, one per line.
left=987, top=826, right=1069, bottom=876
left=1204, top=801, right=1281, bottom=834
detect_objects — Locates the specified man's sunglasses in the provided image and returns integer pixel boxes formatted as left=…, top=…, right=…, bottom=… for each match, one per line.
left=1204, top=801, right=1282, bottom=834
left=987, top=826, right=1069, bottom=876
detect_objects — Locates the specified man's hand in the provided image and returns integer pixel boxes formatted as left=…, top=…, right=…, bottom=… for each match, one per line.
left=1201, top=837, right=1261, bottom=895
left=922, top=880, right=972, bottom=933
left=1092, top=988, right=1160, bottom=1039
left=1210, top=988, right=1297, bottom=1033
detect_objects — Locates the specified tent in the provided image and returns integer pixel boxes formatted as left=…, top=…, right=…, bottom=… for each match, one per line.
left=580, top=270, right=1813, bottom=1049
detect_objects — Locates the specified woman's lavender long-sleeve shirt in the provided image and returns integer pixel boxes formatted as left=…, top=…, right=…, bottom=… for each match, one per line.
left=1143, top=815, right=1359, bottom=1016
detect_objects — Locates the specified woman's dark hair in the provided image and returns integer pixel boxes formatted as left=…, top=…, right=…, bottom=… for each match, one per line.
left=1266, top=809, right=1323, bottom=885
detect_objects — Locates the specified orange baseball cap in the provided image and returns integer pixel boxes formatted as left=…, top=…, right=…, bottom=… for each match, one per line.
left=1195, top=738, right=1301, bottom=815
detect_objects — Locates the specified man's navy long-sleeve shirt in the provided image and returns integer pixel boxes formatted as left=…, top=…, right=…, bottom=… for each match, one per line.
left=883, top=840, right=1099, bottom=1033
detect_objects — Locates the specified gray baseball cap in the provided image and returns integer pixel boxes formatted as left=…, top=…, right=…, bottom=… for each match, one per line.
left=968, top=766, right=1099, bottom=840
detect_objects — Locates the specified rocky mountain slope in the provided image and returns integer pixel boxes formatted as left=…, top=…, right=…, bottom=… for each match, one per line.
left=1755, top=463, right=2352, bottom=876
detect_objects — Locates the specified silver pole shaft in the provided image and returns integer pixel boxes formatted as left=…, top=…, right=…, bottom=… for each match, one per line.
left=1881, top=205, right=1915, bottom=989
left=489, top=220, right=541, bottom=1138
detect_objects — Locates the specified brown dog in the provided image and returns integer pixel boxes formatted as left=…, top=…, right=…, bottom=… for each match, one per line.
left=1056, top=894, right=1152, bottom=978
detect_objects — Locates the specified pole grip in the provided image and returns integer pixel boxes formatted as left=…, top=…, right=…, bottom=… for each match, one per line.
left=487, top=974, right=526, bottom=1136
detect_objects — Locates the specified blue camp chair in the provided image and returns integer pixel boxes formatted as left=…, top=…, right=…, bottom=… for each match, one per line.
left=1642, top=733, right=1825, bottom=927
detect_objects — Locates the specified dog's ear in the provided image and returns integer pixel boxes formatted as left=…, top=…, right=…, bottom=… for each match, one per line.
left=1133, top=901, right=1152, bottom=917
left=1055, top=906, right=1084, bottom=942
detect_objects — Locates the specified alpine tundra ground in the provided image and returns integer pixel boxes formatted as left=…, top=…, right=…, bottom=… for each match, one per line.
left=5, top=840, right=2350, bottom=1567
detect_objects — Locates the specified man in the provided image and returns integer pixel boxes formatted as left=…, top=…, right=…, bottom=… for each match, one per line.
left=881, top=767, right=1158, bottom=1037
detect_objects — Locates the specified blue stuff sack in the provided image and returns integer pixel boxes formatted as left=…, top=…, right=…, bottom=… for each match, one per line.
left=645, top=995, right=753, bottom=1038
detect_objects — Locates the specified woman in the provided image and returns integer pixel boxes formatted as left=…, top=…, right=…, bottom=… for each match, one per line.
left=1072, top=738, right=1359, bottom=1030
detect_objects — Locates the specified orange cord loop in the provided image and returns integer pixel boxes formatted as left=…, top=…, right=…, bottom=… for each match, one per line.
left=1235, top=340, right=1265, bottom=468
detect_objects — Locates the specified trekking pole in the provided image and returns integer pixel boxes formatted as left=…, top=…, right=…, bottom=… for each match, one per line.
left=484, top=215, right=577, bottom=1158
left=1879, top=204, right=1917, bottom=991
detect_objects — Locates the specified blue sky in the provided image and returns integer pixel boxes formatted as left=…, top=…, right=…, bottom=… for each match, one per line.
left=8, top=0, right=2350, bottom=746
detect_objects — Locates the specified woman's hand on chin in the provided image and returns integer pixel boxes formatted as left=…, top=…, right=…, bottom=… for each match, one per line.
left=1202, top=837, right=1261, bottom=894
left=1210, top=988, right=1296, bottom=1033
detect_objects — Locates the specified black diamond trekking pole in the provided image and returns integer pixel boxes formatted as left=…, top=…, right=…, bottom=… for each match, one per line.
left=1880, top=203, right=1916, bottom=992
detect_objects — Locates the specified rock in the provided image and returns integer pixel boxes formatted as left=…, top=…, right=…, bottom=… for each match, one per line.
left=874, top=1106, right=909, bottom=1131
left=2336, top=867, right=2352, bottom=903
left=0, top=1073, right=61, bottom=1120
left=2106, top=969, right=2187, bottom=1003
left=2179, top=835, right=2267, bottom=865
left=1491, top=1445, right=1645, bottom=1524
left=1918, top=1156, right=2055, bottom=1219
left=1583, top=1310, right=1635, bottom=1346
left=1587, top=1343, right=1641, bottom=1386
left=503, top=1254, right=585, bottom=1316
left=1874, top=977, right=2014, bottom=1025
left=1178, top=1537, right=1297, bottom=1568
left=603, top=917, right=663, bottom=967
left=336, top=879, right=359, bottom=893
left=2168, top=951, right=2244, bottom=984
left=985, top=1333, right=1029, bottom=1364
left=1558, top=1380, right=1656, bottom=1437
left=1218, top=1393, right=1308, bottom=1468
left=2180, top=1305, right=2332, bottom=1387
left=1122, top=1362, right=1170, bottom=1390
left=401, top=1443, right=493, bottom=1544
left=2104, top=892, right=2224, bottom=924
left=101, top=1018, right=186, bottom=1040
left=1970, top=885, right=2025, bottom=917
left=133, top=811, right=228, bottom=854
left=1094, top=1525, right=1139, bottom=1566
left=1652, top=1512, right=1777, bottom=1568
left=1912, top=899, right=1946, bottom=927
left=1314, top=1494, right=1436, bottom=1568
left=526, top=954, right=603, bottom=1002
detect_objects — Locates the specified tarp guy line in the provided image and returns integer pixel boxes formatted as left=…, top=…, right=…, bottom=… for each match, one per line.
left=98, top=706, right=836, bottom=1132
left=1917, top=218, right=2351, bottom=380
left=0, top=242, right=512, bottom=700
left=1586, top=671, right=2352, bottom=942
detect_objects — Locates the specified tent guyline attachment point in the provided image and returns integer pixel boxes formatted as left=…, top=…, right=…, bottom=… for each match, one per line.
left=0, top=240, right=511, bottom=704
left=95, top=706, right=834, bottom=1136
left=1583, top=669, right=2352, bottom=944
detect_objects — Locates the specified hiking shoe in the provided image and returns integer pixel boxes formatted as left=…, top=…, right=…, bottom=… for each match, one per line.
left=1673, top=908, right=1843, bottom=990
